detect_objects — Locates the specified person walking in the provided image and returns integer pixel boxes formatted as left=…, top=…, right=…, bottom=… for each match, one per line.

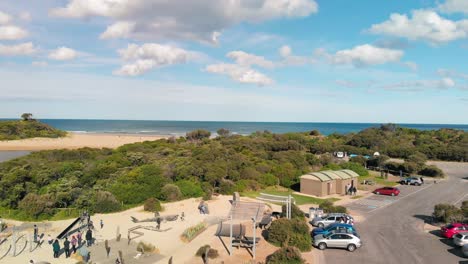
left=71, top=235, right=77, bottom=254
left=47, top=234, right=53, bottom=245
left=420, top=177, right=424, bottom=184
left=77, top=232, right=82, bottom=247
left=63, top=237, right=71, bottom=258
left=52, top=239, right=60, bottom=258
left=33, top=224, right=38, bottom=243
left=100, top=219, right=104, bottom=229
left=85, top=228, right=93, bottom=247
left=352, top=186, right=357, bottom=196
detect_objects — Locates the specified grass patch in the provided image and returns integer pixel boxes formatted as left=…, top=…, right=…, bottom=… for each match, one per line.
left=181, top=222, right=207, bottom=242
left=350, top=195, right=364, bottom=200
left=359, top=171, right=399, bottom=187
left=242, top=186, right=339, bottom=205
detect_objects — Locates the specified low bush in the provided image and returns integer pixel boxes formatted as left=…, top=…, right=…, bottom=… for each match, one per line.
left=419, top=165, right=444, bottom=177
left=281, top=204, right=305, bottom=219
left=266, top=246, right=305, bottom=264
left=181, top=222, right=207, bottom=242
left=340, top=162, right=369, bottom=176
left=267, top=218, right=311, bottom=252
left=175, top=180, right=204, bottom=198
left=319, top=200, right=347, bottom=214
left=143, top=198, right=162, bottom=212
left=136, top=241, right=157, bottom=253
left=92, top=191, right=121, bottom=213
left=462, top=201, right=468, bottom=218
left=433, top=204, right=464, bottom=223
left=195, top=245, right=219, bottom=259
left=161, top=184, right=183, bottom=201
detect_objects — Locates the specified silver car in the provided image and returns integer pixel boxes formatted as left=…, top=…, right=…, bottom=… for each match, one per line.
left=453, top=232, right=468, bottom=247
left=314, top=232, right=362, bottom=252
left=462, top=244, right=468, bottom=257
left=310, top=213, right=352, bottom=228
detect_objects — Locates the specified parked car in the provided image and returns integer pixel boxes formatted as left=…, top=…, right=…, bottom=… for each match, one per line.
left=462, top=244, right=468, bottom=257
left=441, top=223, right=468, bottom=238
left=373, top=187, right=400, bottom=196
left=453, top=232, right=468, bottom=246
left=400, top=177, right=422, bottom=186
left=310, top=213, right=353, bottom=228
left=312, top=223, right=356, bottom=237
left=314, top=232, right=362, bottom=252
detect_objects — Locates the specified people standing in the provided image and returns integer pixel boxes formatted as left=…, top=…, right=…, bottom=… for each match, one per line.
left=420, top=177, right=424, bottom=184
left=47, top=234, right=53, bottom=245
left=63, top=237, right=71, bottom=258
left=71, top=235, right=77, bottom=254
left=100, top=219, right=104, bottom=229
left=85, top=228, right=93, bottom=247
left=33, top=224, right=38, bottom=243
left=52, top=239, right=60, bottom=258
left=352, top=186, right=357, bottom=196
left=77, top=232, right=82, bottom=247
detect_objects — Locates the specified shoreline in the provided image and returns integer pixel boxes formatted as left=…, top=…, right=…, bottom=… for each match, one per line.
left=0, top=132, right=169, bottom=151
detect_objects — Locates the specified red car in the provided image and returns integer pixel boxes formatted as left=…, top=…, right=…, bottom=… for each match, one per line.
left=373, top=187, right=400, bottom=196
left=441, top=223, right=468, bottom=238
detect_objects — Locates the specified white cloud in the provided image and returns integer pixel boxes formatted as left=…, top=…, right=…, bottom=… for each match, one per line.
left=205, top=63, right=273, bottom=86
left=368, top=10, right=468, bottom=44
left=382, top=78, right=456, bottom=91
left=48, top=47, right=78, bottom=60
left=437, top=68, right=468, bottom=80
left=32, top=61, right=48, bottom=67
left=0, top=25, right=28, bottom=40
left=50, top=0, right=318, bottom=44
left=114, top=43, right=193, bottom=76
left=279, top=45, right=292, bottom=57
left=100, top=21, right=135, bottom=39
left=227, top=51, right=275, bottom=69
left=0, top=42, right=37, bottom=56
left=19, top=11, right=32, bottom=22
left=438, top=0, right=468, bottom=14
left=402, top=61, right=418, bottom=71
left=0, top=11, right=12, bottom=24
left=335, top=80, right=358, bottom=88
left=319, top=44, right=403, bottom=67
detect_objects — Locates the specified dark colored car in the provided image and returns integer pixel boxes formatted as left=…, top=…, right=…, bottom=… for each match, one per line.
left=312, top=223, right=356, bottom=237
left=373, top=187, right=400, bottom=196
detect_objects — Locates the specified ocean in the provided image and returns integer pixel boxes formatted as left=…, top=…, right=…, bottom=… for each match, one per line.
left=2, top=119, right=467, bottom=136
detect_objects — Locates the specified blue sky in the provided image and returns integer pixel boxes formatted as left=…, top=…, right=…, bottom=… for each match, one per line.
left=0, top=0, right=467, bottom=124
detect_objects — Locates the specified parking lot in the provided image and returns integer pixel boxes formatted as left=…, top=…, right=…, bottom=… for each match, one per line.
left=347, top=183, right=433, bottom=213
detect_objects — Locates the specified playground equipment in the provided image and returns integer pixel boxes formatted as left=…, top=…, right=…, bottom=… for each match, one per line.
left=130, top=214, right=179, bottom=224
left=57, top=216, right=82, bottom=239
left=256, top=193, right=294, bottom=219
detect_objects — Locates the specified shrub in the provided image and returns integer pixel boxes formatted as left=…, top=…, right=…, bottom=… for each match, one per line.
left=309, top=130, right=321, bottom=136
left=319, top=200, right=347, bottom=214
left=175, top=180, right=204, bottom=198
left=136, top=241, right=156, bottom=253
left=433, top=204, right=464, bottom=223
left=419, top=165, right=444, bottom=177
left=161, top=184, right=183, bottom=201
left=258, top=173, right=278, bottom=187
left=143, top=198, right=162, bottom=212
left=281, top=204, right=304, bottom=219
left=267, top=218, right=311, bottom=252
left=462, top=201, right=468, bottom=218
left=201, top=182, right=213, bottom=201
left=181, top=222, right=207, bottom=242
left=186, top=129, right=211, bottom=140
left=218, top=180, right=236, bottom=195
left=18, top=193, right=53, bottom=218
left=266, top=246, right=305, bottom=264
left=92, top=191, right=121, bottom=213
left=340, top=162, right=369, bottom=176
left=195, top=245, right=219, bottom=258
left=216, top=128, right=230, bottom=137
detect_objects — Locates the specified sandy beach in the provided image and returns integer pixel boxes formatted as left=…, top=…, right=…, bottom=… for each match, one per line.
left=0, top=133, right=168, bottom=151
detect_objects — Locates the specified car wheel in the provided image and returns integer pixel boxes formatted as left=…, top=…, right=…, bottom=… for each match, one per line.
left=318, top=243, right=327, bottom=250
left=347, top=244, right=356, bottom=252
left=391, top=193, right=395, bottom=196
left=376, top=192, right=380, bottom=195
left=318, top=223, right=324, bottom=228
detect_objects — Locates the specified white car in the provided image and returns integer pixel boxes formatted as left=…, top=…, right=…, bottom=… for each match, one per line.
left=314, top=232, right=362, bottom=252
left=453, top=232, right=468, bottom=247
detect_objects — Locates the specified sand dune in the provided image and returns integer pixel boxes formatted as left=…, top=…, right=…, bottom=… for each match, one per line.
left=0, top=133, right=168, bottom=151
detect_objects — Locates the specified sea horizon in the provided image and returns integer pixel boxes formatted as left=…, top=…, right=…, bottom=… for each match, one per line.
left=1, top=118, right=467, bottom=137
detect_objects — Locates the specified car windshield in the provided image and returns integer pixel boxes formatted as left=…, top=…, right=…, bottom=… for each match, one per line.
left=446, top=224, right=454, bottom=229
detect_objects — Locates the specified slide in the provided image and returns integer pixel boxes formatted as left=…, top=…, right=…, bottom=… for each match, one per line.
left=57, top=217, right=82, bottom=239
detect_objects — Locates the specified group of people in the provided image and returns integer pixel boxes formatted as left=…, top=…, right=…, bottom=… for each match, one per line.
left=50, top=228, right=93, bottom=259
left=337, top=215, right=354, bottom=225
left=346, top=184, right=357, bottom=196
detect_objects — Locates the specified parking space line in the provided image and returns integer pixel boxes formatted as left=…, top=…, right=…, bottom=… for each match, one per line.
left=453, top=193, right=468, bottom=205
left=365, top=183, right=434, bottom=214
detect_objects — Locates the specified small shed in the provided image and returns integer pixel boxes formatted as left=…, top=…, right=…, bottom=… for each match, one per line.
left=300, top=170, right=359, bottom=197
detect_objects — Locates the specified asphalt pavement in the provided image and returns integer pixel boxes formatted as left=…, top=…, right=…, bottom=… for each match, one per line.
left=321, top=161, right=468, bottom=264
